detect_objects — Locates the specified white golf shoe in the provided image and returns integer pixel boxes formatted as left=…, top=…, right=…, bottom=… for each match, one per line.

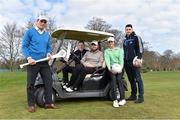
left=63, top=85, right=67, bottom=89
left=113, top=100, right=119, bottom=108
left=119, top=99, right=126, bottom=106
left=66, top=87, right=74, bottom=92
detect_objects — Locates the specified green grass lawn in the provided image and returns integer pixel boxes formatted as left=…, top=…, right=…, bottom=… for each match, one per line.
left=0, top=71, right=180, bottom=119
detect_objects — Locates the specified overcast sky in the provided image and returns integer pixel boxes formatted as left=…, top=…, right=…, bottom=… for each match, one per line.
left=0, top=0, right=179, bottom=54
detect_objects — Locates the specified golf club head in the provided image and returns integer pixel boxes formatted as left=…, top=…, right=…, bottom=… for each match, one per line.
left=53, top=49, right=66, bottom=58
left=20, top=64, right=23, bottom=69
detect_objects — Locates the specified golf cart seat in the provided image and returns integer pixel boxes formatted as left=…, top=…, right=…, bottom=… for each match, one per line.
left=84, top=67, right=105, bottom=80
left=85, top=60, right=106, bottom=79
left=82, top=67, right=108, bottom=90
left=82, top=61, right=108, bottom=90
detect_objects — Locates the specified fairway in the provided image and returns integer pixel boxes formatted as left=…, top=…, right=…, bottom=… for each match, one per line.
left=0, top=71, right=180, bottom=119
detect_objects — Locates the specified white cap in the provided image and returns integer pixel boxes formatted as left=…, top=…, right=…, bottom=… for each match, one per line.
left=107, top=37, right=115, bottom=42
left=37, top=15, right=48, bottom=21
left=91, top=41, right=98, bottom=46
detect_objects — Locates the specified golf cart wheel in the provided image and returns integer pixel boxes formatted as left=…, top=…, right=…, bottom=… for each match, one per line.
left=34, top=87, right=42, bottom=98
left=35, top=87, right=56, bottom=107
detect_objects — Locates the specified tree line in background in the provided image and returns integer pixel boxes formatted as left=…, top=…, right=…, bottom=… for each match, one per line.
left=0, top=16, right=179, bottom=72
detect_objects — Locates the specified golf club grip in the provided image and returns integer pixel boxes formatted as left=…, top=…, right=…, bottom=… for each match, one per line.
left=36, top=58, right=48, bottom=62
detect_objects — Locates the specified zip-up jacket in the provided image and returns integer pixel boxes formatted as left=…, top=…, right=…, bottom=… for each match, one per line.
left=104, top=47, right=124, bottom=70
left=69, top=49, right=88, bottom=65
left=123, top=32, right=144, bottom=61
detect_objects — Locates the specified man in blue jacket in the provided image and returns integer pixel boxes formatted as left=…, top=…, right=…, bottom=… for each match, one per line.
left=123, top=24, right=144, bottom=103
left=22, top=15, right=57, bottom=112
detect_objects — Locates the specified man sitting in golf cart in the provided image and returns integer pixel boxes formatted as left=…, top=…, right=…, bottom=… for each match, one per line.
left=66, top=41, right=104, bottom=92
left=62, top=41, right=88, bottom=89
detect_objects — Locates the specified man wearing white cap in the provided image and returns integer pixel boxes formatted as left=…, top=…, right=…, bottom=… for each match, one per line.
left=66, top=41, right=104, bottom=92
left=22, top=15, right=57, bottom=112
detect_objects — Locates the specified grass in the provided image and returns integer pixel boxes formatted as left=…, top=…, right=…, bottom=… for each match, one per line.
left=0, top=71, right=180, bottom=119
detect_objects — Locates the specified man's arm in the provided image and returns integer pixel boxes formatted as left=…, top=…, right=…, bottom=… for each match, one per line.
left=135, top=35, right=144, bottom=59
left=22, top=30, right=31, bottom=59
left=46, top=34, right=52, bottom=60
left=96, top=52, right=104, bottom=67
left=47, top=34, right=52, bottom=54
left=21, top=30, right=36, bottom=65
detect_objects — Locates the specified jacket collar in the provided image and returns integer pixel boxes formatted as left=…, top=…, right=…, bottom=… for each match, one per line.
left=34, top=25, right=45, bottom=34
left=125, top=31, right=136, bottom=39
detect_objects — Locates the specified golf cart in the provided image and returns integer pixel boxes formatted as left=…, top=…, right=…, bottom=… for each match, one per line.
left=34, top=28, right=127, bottom=107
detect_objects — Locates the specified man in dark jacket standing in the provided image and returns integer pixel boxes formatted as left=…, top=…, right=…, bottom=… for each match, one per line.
left=62, top=41, right=88, bottom=89
left=123, top=24, right=144, bottom=103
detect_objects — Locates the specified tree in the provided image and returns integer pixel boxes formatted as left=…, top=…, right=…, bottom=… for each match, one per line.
left=162, top=49, right=174, bottom=71
left=46, top=17, right=57, bottom=34
left=0, top=23, right=22, bottom=71
left=85, top=17, right=124, bottom=51
left=85, top=17, right=111, bottom=32
left=26, top=18, right=34, bottom=29
left=107, top=29, right=124, bottom=48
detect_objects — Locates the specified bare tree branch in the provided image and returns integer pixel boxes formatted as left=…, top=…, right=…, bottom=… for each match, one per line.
left=0, top=23, right=22, bottom=71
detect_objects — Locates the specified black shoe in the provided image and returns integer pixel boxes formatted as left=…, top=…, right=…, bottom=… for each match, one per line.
left=135, top=98, right=144, bottom=103
left=126, top=95, right=137, bottom=101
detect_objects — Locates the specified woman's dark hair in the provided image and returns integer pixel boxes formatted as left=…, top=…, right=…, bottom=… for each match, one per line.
left=78, top=41, right=85, bottom=45
left=125, top=24, right=133, bottom=28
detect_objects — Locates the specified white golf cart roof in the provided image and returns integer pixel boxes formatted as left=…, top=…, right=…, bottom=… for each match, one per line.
left=51, top=28, right=114, bottom=41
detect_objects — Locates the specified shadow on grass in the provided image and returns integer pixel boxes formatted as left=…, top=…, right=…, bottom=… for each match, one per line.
left=56, top=97, right=110, bottom=103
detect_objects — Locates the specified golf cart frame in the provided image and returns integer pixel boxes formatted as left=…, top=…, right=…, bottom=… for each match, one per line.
left=34, top=28, right=126, bottom=107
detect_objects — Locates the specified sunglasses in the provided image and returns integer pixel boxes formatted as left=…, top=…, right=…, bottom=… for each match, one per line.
left=40, top=20, right=47, bottom=24
left=108, top=41, right=114, bottom=43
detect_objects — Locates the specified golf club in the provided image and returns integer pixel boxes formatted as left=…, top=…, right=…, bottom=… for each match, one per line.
left=20, top=49, right=66, bottom=69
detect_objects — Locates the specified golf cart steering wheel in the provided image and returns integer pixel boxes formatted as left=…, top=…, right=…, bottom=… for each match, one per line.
left=70, top=51, right=81, bottom=63
left=57, top=51, right=81, bottom=74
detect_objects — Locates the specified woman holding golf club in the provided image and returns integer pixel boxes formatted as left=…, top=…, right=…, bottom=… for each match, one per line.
left=104, top=37, right=126, bottom=108
left=22, top=15, right=57, bottom=113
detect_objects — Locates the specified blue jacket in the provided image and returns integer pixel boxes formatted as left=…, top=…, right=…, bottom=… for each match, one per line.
left=21, top=27, right=52, bottom=60
left=123, top=32, right=144, bottom=61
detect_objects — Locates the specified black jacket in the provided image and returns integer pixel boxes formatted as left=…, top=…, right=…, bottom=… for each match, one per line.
left=68, top=49, right=88, bottom=65
left=123, top=32, right=144, bottom=61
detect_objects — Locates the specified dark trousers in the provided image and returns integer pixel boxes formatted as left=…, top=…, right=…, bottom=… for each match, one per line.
left=62, top=65, right=74, bottom=84
left=121, top=68, right=125, bottom=79
left=70, top=64, right=96, bottom=89
left=27, top=61, right=53, bottom=106
left=67, top=64, right=82, bottom=87
left=109, top=72, right=125, bottom=100
left=124, top=61, right=144, bottom=98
